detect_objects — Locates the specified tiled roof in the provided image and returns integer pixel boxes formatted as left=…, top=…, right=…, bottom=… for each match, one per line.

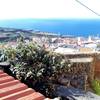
left=0, top=70, right=46, bottom=100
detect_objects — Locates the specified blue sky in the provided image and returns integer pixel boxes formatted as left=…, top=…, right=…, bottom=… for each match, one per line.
left=0, top=0, right=100, bottom=19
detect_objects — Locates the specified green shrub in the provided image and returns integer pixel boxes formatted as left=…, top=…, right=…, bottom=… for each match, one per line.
left=92, top=80, right=100, bottom=95
left=2, top=37, right=71, bottom=97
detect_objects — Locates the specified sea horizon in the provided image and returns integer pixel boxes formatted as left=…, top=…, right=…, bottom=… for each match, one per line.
left=0, top=18, right=100, bottom=37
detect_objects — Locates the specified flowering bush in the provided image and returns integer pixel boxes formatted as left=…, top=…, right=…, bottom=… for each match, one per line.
left=2, top=38, right=70, bottom=97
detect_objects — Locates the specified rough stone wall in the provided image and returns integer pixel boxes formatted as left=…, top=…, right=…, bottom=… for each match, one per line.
left=58, top=53, right=100, bottom=90
left=58, top=62, right=92, bottom=90
left=64, top=53, right=100, bottom=79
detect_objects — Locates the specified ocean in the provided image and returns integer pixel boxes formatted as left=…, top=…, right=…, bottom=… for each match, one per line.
left=0, top=19, right=100, bottom=37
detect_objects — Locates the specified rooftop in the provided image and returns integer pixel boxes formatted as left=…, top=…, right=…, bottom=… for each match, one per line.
left=0, top=70, right=46, bottom=100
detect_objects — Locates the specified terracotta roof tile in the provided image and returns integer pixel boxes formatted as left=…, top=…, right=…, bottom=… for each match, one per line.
left=0, top=70, right=46, bottom=100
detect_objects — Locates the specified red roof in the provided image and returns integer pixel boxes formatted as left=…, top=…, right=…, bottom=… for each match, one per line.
left=0, top=70, right=46, bottom=100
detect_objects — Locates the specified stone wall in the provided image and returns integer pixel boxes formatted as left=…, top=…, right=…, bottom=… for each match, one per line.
left=58, top=53, right=100, bottom=91
left=58, top=61, right=93, bottom=90
left=63, top=53, right=100, bottom=79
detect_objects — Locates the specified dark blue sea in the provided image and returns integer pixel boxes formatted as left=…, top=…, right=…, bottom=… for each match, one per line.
left=0, top=19, right=100, bottom=37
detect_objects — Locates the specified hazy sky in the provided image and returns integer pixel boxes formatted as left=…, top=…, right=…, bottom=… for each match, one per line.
left=0, top=0, right=100, bottom=19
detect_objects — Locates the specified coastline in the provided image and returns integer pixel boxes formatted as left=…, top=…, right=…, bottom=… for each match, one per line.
left=0, top=19, right=100, bottom=37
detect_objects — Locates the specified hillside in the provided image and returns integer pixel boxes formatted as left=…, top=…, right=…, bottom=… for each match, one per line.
left=0, top=27, right=34, bottom=42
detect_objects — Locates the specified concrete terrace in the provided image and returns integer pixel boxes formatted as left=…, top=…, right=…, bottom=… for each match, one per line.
left=0, top=70, right=46, bottom=100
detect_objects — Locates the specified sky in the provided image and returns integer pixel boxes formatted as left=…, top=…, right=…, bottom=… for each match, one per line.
left=0, top=0, right=100, bottom=19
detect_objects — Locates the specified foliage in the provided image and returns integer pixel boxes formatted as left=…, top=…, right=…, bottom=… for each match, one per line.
left=92, top=79, right=100, bottom=95
left=2, top=37, right=70, bottom=97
